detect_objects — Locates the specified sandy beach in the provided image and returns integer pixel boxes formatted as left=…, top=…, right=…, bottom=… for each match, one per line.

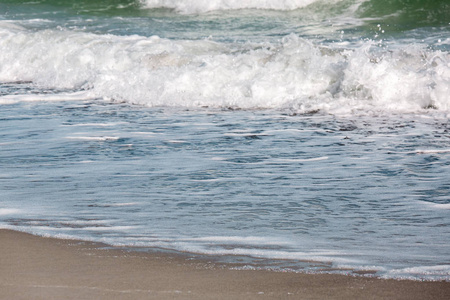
left=0, top=229, right=448, bottom=299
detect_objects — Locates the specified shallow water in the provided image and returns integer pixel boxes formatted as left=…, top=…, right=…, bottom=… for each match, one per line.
left=1, top=97, right=449, bottom=280
left=0, top=0, right=449, bottom=280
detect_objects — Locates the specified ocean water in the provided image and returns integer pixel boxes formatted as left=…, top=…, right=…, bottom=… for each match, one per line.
left=0, top=0, right=449, bottom=280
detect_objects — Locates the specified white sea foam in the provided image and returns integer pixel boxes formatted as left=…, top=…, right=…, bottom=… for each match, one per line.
left=183, top=236, right=292, bottom=245
left=58, top=220, right=111, bottom=226
left=165, top=243, right=359, bottom=264
left=274, top=157, right=329, bottom=163
left=0, top=208, right=21, bottom=215
left=431, top=203, right=450, bottom=209
left=385, top=265, right=450, bottom=281
left=107, top=236, right=358, bottom=264
left=165, top=140, right=188, bottom=144
left=81, top=226, right=139, bottom=232
left=0, top=23, right=448, bottom=114
left=62, top=122, right=128, bottom=127
left=0, top=91, right=95, bottom=105
left=104, top=202, right=139, bottom=207
left=416, top=201, right=450, bottom=210
left=139, top=0, right=360, bottom=14
left=416, top=149, right=450, bottom=154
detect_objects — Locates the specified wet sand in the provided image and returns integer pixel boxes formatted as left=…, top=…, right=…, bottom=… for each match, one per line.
left=0, top=229, right=448, bottom=299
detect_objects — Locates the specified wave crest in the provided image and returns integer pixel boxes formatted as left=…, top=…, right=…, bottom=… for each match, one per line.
left=139, top=0, right=345, bottom=14
left=0, top=24, right=448, bottom=114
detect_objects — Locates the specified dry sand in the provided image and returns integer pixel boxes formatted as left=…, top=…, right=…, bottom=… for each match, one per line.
left=0, top=229, right=448, bottom=299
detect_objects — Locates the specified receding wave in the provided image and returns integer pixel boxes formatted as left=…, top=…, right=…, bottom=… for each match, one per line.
left=0, top=22, right=448, bottom=113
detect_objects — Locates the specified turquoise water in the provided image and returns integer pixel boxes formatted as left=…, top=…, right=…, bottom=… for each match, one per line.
left=0, top=0, right=449, bottom=280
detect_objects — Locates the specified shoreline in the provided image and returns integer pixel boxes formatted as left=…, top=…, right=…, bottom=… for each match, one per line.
left=1, top=229, right=449, bottom=299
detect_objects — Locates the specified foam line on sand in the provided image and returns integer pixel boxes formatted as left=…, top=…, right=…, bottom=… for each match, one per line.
left=0, top=229, right=448, bottom=299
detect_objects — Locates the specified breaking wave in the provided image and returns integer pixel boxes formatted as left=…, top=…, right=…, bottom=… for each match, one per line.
left=1, top=22, right=449, bottom=113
